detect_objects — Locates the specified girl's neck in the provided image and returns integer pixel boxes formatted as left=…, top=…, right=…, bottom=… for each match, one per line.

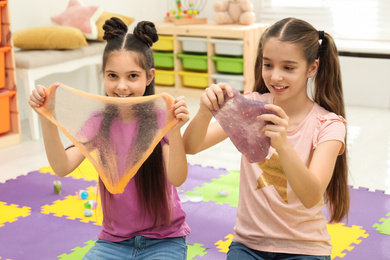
left=274, top=95, right=314, bottom=130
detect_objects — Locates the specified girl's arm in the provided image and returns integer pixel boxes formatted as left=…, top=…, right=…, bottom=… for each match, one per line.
left=260, top=104, right=343, bottom=208
left=163, top=96, right=190, bottom=187
left=29, top=83, right=85, bottom=177
left=183, top=83, right=233, bottom=154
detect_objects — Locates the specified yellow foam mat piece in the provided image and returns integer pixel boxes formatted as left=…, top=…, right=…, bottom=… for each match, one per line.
left=0, top=202, right=31, bottom=227
left=327, top=223, right=369, bottom=259
left=215, top=234, right=233, bottom=253
left=41, top=186, right=102, bottom=226
left=40, top=158, right=99, bottom=182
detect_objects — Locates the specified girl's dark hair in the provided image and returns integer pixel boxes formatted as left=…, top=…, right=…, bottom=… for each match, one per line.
left=253, top=18, right=349, bottom=223
left=99, top=17, right=171, bottom=227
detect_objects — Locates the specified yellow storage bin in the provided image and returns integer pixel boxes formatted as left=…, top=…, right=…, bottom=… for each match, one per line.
left=152, top=36, right=174, bottom=51
left=155, top=69, right=175, bottom=86
left=178, top=71, right=209, bottom=88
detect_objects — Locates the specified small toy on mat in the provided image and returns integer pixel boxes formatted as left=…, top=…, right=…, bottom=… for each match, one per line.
left=218, top=190, right=229, bottom=197
left=53, top=180, right=62, bottom=194
left=77, top=190, right=89, bottom=200
left=84, top=200, right=98, bottom=209
left=83, top=199, right=97, bottom=217
left=83, top=209, right=93, bottom=217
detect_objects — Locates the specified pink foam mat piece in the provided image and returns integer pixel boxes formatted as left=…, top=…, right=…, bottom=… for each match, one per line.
left=322, top=186, right=390, bottom=233
left=183, top=200, right=237, bottom=250
left=0, top=171, right=97, bottom=210
left=0, top=212, right=100, bottom=260
left=1, top=167, right=390, bottom=259
left=185, top=164, right=229, bottom=191
left=338, top=230, right=390, bottom=259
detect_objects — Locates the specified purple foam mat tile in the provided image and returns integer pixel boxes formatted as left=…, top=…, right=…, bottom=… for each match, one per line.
left=336, top=230, right=390, bottom=260
left=195, top=247, right=227, bottom=260
left=0, top=171, right=97, bottom=210
left=323, top=186, right=390, bottom=231
left=186, top=164, right=230, bottom=191
left=0, top=211, right=100, bottom=260
left=183, top=200, right=237, bottom=249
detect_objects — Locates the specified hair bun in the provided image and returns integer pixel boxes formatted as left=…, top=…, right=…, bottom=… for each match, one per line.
left=102, top=17, right=128, bottom=41
left=133, top=21, right=159, bottom=47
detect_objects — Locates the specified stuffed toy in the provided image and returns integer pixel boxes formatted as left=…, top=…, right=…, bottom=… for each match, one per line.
left=214, top=0, right=256, bottom=25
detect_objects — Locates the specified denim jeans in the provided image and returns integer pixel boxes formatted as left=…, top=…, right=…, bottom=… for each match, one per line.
left=82, top=236, right=187, bottom=260
left=227, top=242, right=331, bottom=260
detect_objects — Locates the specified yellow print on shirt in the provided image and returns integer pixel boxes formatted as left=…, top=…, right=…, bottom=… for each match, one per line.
left=257, top=152, right=288, bottom=203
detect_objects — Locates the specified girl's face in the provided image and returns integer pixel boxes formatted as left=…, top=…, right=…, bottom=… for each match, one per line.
left=104, top=50, right=155, bottom=98
left=261, top=38, right=318, bottom=103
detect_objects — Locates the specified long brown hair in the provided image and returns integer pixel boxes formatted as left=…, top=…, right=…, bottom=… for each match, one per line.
left=101, top=17, right=171, bottom=227
left=253, top=18, right=349, bottom=223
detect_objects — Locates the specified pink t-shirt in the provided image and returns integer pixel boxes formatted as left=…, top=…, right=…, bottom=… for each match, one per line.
left=233, top=93, right=346, bottom=255
left=80, top=111, right=190, bottom=242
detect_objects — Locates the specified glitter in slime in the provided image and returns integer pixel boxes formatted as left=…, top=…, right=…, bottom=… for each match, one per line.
left=210, top=89, right=275, bottom=163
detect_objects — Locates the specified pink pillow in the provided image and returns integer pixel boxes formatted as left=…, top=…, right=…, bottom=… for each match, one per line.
left=51, top=0, right=103, bottom=40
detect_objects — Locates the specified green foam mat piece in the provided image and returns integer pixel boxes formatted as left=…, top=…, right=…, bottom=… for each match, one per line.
left=187, top=243, right=208, bottom=259
left=187, top=170, right=240, bottom=207
left=57, top=240, right=96, bottom=260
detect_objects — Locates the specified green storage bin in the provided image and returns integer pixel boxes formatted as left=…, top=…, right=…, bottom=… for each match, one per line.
left=177, top=53, right=208, bottom=71
left=153, top=51, right=174, bottom=69
left=211, top=55, right=244, bottom=74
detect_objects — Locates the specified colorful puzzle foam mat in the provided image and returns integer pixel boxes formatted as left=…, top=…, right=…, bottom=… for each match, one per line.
left=0, top=161, right=389, bottom=259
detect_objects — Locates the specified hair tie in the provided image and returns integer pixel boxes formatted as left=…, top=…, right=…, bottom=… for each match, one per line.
left=318, top=30, right=325, bottom=40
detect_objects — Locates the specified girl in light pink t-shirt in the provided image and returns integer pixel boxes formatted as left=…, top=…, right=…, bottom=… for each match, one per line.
left=184, top=17, right=349, bottom=259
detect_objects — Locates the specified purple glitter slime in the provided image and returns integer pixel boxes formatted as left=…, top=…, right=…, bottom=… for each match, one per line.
left=210, top=89, right=275, bottom=163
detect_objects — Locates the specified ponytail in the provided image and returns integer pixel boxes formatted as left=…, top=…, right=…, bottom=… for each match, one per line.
left=315, top=32, right=349, bottom=223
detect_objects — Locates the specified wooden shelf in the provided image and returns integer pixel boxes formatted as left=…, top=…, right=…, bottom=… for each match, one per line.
left=153, top=21, right=268, bottom=97
left=0, top=0, right=21, bottom=149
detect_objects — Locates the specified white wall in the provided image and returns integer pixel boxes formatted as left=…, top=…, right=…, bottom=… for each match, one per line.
left=10, top=0, right=267, bottom=121
left=10, top=0, right=390, bottom=123
left=9, top=0, right=175, bottom=120
left=9, top=0, right=265, bottom=32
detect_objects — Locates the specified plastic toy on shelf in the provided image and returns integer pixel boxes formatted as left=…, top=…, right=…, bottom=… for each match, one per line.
left=165, top=0, right=207, bottom=25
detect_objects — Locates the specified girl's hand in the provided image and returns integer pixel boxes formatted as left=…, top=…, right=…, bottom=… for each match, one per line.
left=258, top=104, right=289, bottom=151
left=172, top=96, right=189, bottom=130
left=200, top=83, right=234, bottom=112
left=28, top=84, right=47, bottom=108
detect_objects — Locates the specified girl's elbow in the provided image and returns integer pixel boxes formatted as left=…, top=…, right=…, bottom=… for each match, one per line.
left=185, top=149, right=198, bottom=155
left=184, top=143, right=203, bottom=155
left=51, top=167, right=71, bottom=178
left=301, top=196, right=322, bottom=209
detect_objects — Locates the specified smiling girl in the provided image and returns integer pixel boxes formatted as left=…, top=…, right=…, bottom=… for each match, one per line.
left=183, top=17, right=349, bottom=259
left=29, top=18, right=190, bottom=260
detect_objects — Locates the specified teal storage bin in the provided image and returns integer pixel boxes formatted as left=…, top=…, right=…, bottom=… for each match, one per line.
left=153, top=51, right=174, bottom=69
left=177, top=53, right=208, bottom=71
left=211, top=56, right=244, bottom=74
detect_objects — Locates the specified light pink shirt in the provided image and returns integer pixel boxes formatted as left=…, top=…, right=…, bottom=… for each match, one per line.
left=233, top=93, right=346, bottom=255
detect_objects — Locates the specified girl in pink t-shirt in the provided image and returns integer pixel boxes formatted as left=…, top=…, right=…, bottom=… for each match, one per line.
left=29, top=18, right=190, bottom=259
left=184, top=17, right=349, bottom=259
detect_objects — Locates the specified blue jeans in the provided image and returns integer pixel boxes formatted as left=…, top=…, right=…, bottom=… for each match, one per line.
left=227, top=242, right=331, bottom=260
left=82, top=236, right=187, bottom=260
